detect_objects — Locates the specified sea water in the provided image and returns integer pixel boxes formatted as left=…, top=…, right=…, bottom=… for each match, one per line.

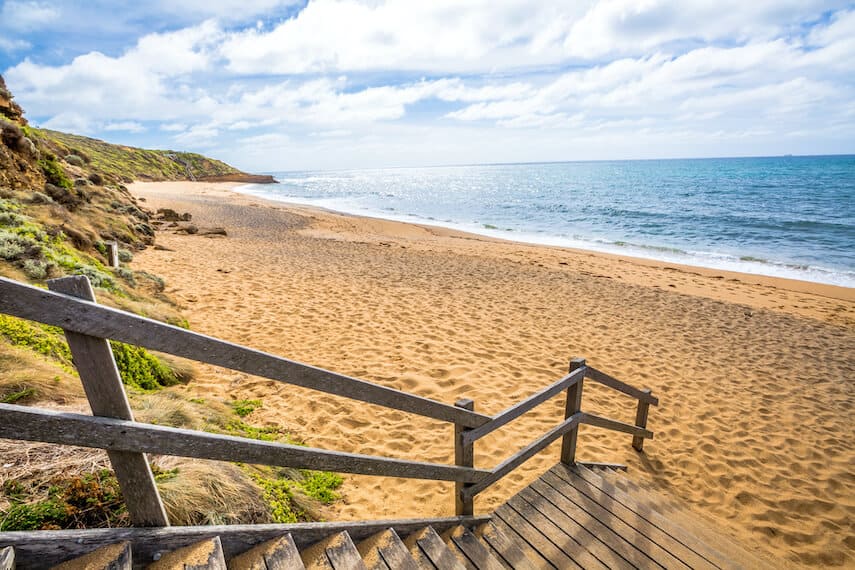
left=238, top=155, right=855, bottom=287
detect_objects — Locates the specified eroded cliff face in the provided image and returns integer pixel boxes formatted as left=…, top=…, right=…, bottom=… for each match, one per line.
left=0, top=75, right=44, bottom=192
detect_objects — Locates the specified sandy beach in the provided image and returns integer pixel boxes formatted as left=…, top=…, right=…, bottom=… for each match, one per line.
left=129, top=181, right=854, bottom=568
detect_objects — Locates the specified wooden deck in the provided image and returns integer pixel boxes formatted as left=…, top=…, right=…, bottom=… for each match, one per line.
left=492, top=464, right=776, bottom=570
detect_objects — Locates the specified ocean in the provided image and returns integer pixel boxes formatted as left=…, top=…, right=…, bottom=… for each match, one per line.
left=237, top=155, right=855, bottom=288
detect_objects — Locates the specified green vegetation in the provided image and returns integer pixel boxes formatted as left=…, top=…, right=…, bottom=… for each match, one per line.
left=37, top=155, right=72, bottom=190
left=0, top=315, right=72, bottom=365
left=0, top=386, right=37, bottom=403
left=0, top=470, right=127, bottom=531
left=230, top=398, right=262, bottom=417
left=250, top=469, right=342, bottom=523
left=0, top=197, right=119, bottom=287
left=109, top=342, right=181, bottom=390
left=30, top=129, right=241, bottom=183
left=0, top=314, right=182, bottom=390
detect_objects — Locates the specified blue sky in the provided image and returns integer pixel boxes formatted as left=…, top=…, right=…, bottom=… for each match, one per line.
left=1, top=1, right=854, bottom=171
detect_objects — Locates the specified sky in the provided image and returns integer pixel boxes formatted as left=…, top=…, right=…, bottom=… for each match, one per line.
left=1, top=0, right=854, bottom=172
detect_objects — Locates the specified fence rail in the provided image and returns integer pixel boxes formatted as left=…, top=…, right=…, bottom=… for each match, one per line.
left=0, top=275, right=658, bottom=523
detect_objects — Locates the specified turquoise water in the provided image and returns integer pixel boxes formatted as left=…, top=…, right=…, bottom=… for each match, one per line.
left=239, top=156, right=855, bottom=287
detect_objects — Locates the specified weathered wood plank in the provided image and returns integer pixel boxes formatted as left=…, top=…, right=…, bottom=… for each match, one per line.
left=227, top=535, right=305, bottom=570
left=580, top=412, right=653, bottom=439
left=0, top=547, right=13, bottom=570
left=560, top=358, right=585, bottom=464
left=566, top=465, right=739, bottom=570
left=355, top=530, right=416, bottom=570
left=585, top=367, right=659, bottom=405
left=549, top=466, right=717, bottom=570
left=0, top=517, right=490, bottom=568
left=0, top=404, right=488, bottom=484
left=0, top=277, right=490, bottom=428
left=443, top=526, right=504, bottom=570
left=148, top=537, right=226, bottom=570
left=527, top=479, right=659, bottom=570
left=49, top=541, right=131, bottom=570
left=505, top=496, right=611, bottom=570
left=454, top=399, right=475, bottom=516
left=322, top=533, right=367, bottom=570
left=48, top=276, right=169, bottom=528
left=633, top=389, right=652, bottom=451
left=493, top=505, right=581, bottom=570
left=462, top=413, right=582, bottom=500
left=473, top=522, right=538, bottom=570
left=461, top=366, right=585, bottom=446
left=407, top=528, right=465, bottom=570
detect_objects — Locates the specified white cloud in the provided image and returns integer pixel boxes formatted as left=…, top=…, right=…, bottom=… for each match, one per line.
left=3, top=2, right=853, bottom=169
left=103, top=121, right=147, bottom=133
left=0, top=37, right=30, bottom=52
left=5, top=20, right=222, bottom=122
left=0, top=1, right=60, bottom=31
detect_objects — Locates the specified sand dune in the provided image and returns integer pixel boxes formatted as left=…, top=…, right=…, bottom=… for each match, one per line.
left=131, top=181, right=854, bottom=568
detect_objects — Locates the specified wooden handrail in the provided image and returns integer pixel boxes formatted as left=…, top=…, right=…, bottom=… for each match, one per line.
left=580, top=412, right=654, bottom=439
left=585, top=366, right=659, bottom=405
left=461, top=366, right=586, bottom=446
left=0, top=278, right=490, bottom=428
left=0, top=404, right=489, bottom=483
left=461, top=413, right=583, bottom=500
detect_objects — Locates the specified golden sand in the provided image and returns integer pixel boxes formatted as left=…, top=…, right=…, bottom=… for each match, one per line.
left=130, top=181, right=854, bottom=568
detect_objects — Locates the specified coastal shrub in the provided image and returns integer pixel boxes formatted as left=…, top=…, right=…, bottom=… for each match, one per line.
left=298, top=470, right=343, bottom=504
left=118, top=248, right=133, bottom=262
left=248, top=468, right=342, bottom=524
left=0, top=315, right=72, bottom=365
left=64, top=154, right=85, bottom=167
left=0, top=315, right=182, bottom=389
left=21, top=258, right=52, bottom=280
left=39, top=156, right=73, bottom=190
left=109, top=342, right=180, bottom=390
left=0, top=470, right=127, bottom=531
left=230, top=398, right=262, bottom=418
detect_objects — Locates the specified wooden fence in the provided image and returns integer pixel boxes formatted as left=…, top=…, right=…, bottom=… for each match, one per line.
left=0, top=275, right=658, bottom=525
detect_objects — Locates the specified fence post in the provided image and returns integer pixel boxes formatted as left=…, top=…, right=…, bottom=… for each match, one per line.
left=106, top=241, right=120, bottom=268
left=454, top=398, right=475, bottom=516
left=632, top=388, right=652, bottom=451
left=48, top=276, right=169, bottom=527
left=560, top=358, right=585, bottom=465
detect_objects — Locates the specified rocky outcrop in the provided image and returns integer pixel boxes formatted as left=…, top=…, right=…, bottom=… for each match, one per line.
left=0, top=75, right=43, bottom=193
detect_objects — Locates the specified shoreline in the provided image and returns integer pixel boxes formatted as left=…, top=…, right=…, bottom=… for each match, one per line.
left=129, top=181, right=854, bottom=567
left=234, top=177, right=855, bottom=291
left=209, top=181, right=852, bottom=310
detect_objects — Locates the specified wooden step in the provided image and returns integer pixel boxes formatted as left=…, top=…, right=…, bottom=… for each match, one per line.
left=0, top=547, right=13, bottom=570
left=301, top=532, right=367, bottom=570
left=517, top=483, right=640, bottom=570
left=51, top=542, right=131, bottom=570
left=228, top=535, right=305, bottom=570
left=440, top=526, right=504, bottom=570
left=403, top=528, right=466, bottom=570
left=148, top=537, right=227, bottom=570
left=537, top=471, right=690, bottom=569
left=565, top=464, right=775, bottom=570
left=356, top=529, right=419, bottom=570
left=472, top=523, right=537, bottom=570
left=492, top=503, right=582, bottom=569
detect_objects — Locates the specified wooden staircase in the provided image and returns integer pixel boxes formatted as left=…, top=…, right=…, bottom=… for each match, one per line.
left=0, top=276, right=772, bottom=568
left=1, top=464, right=774, bottom=569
